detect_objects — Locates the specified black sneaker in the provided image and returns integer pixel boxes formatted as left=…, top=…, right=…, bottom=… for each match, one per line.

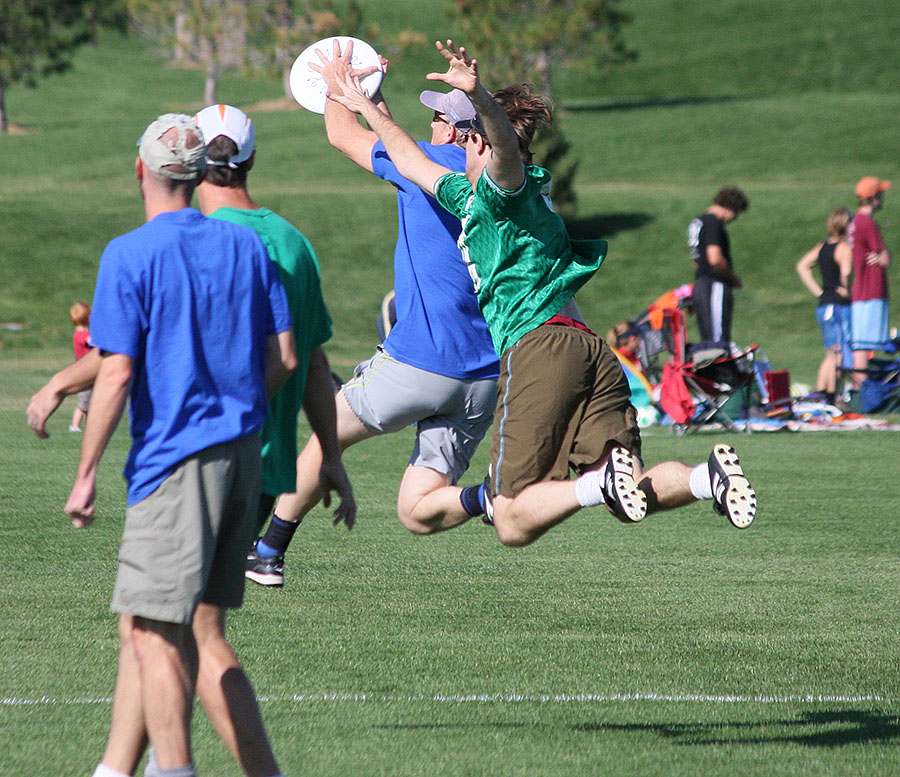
left=601, top=446, right=647, bottom=523
left=245, top=546, right=285, bottom=587
left=709, top=444, right=757, bottom=529
left=481, top=474, right=495, bottom=526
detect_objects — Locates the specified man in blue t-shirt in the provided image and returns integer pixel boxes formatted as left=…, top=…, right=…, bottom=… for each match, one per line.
left=63, top=114, right=295, bottom=777
left=247, top=40, right=500, bottom=587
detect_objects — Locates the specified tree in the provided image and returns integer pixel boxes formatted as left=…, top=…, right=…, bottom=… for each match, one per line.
left=451, top=0, right=635, bottom=100
left=248, top=0, right=364, bottom=100
left=129, top=0, right=248, bottom=106
left=0, top=0, right=127, bottom=133
left=128, top=0, right=365, bottom=105
left=451, top=0, right=636, bottom=218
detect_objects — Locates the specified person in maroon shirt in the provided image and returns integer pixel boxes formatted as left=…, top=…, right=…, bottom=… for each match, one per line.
left=847, top=176, right=892, bottom=387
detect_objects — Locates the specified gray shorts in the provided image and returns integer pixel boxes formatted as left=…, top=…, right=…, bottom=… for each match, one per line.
left=111, top=435, right=262, bottom=624
left=342, top=347, right=496, bottom=483
left=76, top=388, right=92, bottom=413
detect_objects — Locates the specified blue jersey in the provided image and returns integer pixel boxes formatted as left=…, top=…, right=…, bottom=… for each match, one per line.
left=371, top=141, right=498, bottom=380
left=90, top=208, right=292, bottom=505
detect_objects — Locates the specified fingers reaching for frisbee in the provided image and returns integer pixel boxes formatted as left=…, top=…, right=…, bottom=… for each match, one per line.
left=426, top=39, right=478, bottom=93
left=309, top=39, right=380, bottom=96
left=326, top=70, right=372, bottom=113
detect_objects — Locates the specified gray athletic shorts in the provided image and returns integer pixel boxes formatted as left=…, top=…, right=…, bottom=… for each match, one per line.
left=111, top=435, right=262, bottom=625
left=76, top=388, right=92, bottom=413
left=341, top=346, right=496, bottom=483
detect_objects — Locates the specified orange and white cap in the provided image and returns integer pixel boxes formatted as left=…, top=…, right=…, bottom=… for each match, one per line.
left=195, top=104, right=255, bottom=168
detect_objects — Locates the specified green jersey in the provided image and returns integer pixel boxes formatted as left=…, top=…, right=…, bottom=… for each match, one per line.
left=434, top=166, right=607, bottom=355
left=210, top=207, right=332, bottom=496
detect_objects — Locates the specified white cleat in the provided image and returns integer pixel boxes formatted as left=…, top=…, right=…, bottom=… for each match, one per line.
left=601, top=446, right=647, bottom=523
left=709, top=444, right=757, bottom=528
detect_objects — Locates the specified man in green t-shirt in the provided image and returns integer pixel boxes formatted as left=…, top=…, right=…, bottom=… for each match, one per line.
left=195, top=104, right=354, bottom=529
left=328, top=40, right=757, bottom=545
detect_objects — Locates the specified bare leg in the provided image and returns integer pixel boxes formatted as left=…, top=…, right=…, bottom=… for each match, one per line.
left=816, top=352, right=833, bottom=394
left=852, top=349, right=869, bottom=390
left=638, top=460, right=696, bottom=513
left=99, top=615, right=149, bottom=775
left=396, top=466, right=472, bottom=534
left=131, top=618, right=197, bottom=770
left=489, top=456, right=700, bottom=547
left=193, top=603, right=280, bottom=777
left=490, top=480, right=582, bottom=547
left=71, top=406, right=86, bottom=429
left=274, top=390, right=373, bottom=522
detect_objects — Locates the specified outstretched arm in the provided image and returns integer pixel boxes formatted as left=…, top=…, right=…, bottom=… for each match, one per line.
left=426, top=40, right=524, bottom=191
left=328, top=71, right=451, bottom=196
left=27, top=347, right=101, bottom=438
left=311, top=39, right=384, bottom=172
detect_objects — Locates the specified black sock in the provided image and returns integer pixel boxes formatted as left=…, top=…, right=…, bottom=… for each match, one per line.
left=257, top=514, right=300, bottom=557
left=459, top=484, right=486, bottom=517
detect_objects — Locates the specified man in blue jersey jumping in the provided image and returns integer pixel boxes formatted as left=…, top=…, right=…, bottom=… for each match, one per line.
left=247, top=40, right=500, bottom=587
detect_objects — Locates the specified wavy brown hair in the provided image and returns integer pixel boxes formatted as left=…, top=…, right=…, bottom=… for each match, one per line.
left=490, top=84, right=553, bottom=165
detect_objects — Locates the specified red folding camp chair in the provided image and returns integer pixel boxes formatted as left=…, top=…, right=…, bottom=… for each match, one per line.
left=657, top=309, right=758, bottom=433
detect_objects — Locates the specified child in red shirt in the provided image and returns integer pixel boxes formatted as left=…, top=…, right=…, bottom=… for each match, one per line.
left=68, top=302, right=92, bottom=431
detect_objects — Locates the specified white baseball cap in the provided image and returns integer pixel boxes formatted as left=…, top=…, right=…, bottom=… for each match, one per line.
left=138, top=113, right=207, bottom=180
left=419, top=89, right=478, bottom=130
left=195, top=104, right=255, bottom=168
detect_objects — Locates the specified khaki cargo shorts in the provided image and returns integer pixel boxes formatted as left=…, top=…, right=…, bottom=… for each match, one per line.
left=489, top=324, right=640, bottom=498
left=111, top=435, right=262, bottom=624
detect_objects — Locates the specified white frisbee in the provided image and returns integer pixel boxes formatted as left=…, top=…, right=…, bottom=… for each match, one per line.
left=289, top=36, right=383, bottom=114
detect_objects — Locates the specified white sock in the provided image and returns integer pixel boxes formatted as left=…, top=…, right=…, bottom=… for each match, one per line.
left=92, top=766, right=130, bottom=777
left=575, top=466, right=608, bottom=507
left=689, top=463, right=713, bottom=500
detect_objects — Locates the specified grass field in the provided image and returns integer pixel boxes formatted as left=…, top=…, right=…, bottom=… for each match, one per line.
left=2, top=0, right=900, bottom=774
left=3, top=370, right=900, bottom=776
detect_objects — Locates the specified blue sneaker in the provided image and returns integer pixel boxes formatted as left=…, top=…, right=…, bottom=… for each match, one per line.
left=245, top=546, right=285, bottom=587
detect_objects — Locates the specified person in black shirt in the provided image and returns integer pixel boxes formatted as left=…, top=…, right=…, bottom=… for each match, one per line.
left=688, top=187, right=749, bottom=343
left=795, top=208, right=853, bottom=401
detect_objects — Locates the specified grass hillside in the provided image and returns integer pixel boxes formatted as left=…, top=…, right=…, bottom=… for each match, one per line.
left=1, top=0, right=898, bottom=386
left=3, top=5, right=900, bottom=775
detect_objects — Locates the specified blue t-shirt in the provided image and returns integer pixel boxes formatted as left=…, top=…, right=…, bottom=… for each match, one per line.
left=371, top=140, right=498, bottom=380
left=90, top=208, right=292, bottom=505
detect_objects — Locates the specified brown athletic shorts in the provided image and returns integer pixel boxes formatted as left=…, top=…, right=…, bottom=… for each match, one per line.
left=112, top=435, right=262, bottom=624
left=489, top=324, right=641, bottom=498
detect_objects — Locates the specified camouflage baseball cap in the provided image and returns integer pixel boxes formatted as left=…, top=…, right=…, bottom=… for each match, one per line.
left=138, top=113, right=207, bottom=180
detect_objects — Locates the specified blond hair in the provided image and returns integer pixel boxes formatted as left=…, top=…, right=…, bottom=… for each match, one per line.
left=826, top=207, right=851, bottom=238
left=69, top=302, right=90, bottom=327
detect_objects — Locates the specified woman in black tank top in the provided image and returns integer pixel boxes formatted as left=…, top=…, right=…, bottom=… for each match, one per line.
left=796, top=208, right=853, bottom=401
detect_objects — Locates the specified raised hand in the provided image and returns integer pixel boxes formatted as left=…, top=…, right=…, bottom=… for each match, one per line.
left=309, top=38, right=380, bottom=96
left=326, top=68, right=374, bottom=114
left=426, top=39, right=478, bottom=94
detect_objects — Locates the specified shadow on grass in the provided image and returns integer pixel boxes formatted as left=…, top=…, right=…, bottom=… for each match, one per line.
left=569, top=709, right=900, bottom=747
left=377, top=710, right=900, bottom=747
left=565, top=212, right=654, bottom=240
left=563, top=95, right=747, bottom=113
